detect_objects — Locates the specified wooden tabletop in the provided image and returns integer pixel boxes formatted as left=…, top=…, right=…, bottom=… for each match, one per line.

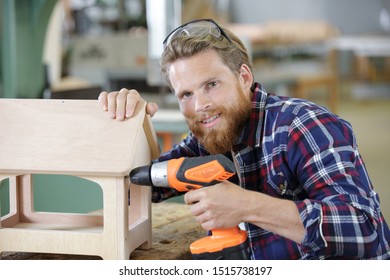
left=1, top=202, right=205, bottom=260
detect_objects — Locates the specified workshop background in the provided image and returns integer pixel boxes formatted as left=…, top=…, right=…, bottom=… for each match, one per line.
left=1, top=0, right=390, bottom=224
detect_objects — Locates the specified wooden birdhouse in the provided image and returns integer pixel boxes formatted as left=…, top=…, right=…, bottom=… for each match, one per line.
left=0, top=98, right=160, bottom=259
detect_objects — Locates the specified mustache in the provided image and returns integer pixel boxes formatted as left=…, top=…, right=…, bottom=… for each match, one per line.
left=188, top=109, right=223, bottom=122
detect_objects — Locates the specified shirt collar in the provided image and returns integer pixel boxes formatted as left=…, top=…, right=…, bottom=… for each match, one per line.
left=233, top=82, right=268, bottom=150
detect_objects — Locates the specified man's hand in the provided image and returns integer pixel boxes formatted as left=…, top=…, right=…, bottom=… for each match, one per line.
left=98, top=88, right=158, bottom=120
left=184, top=180, right=305, bottom=243
left=184, top=181, right=248, bottom=230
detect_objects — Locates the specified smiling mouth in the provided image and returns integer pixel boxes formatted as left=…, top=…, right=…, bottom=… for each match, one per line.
left=201, top=114, right=221, bottom=124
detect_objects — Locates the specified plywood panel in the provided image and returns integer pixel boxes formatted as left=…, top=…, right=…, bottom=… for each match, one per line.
left=0, top=99, right=147, bottom=176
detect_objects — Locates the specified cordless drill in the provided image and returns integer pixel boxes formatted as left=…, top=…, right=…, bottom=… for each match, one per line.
left=129, top=154, right=251, bottom=260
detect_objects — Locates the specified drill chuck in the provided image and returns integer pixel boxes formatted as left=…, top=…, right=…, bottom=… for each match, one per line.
left=130, top=161, right=169, bottom=187
left=129, top=165, right=153, bottom=186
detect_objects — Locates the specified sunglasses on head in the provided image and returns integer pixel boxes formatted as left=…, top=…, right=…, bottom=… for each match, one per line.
left=163, top=19, right=232, bottom=48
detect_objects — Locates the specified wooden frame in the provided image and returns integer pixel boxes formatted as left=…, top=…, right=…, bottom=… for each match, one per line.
left=0, top=99, right=159, bottom=259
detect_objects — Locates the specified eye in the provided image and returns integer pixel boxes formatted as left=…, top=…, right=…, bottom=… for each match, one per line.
left=179, top=91, right=193, bottom=100
left=205, top=81, right=218, bottom=91
left=184, top=91, right=193, bottom=98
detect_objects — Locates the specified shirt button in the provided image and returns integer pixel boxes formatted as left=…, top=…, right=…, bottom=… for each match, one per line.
left=279, top=184, right=286, bottom=194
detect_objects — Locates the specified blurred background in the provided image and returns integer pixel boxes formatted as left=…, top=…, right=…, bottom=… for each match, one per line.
left=1, top=0, right=390, bottom=222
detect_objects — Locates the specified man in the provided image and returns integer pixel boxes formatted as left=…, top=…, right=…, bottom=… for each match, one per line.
left=98, top=19, right=390, bottom=259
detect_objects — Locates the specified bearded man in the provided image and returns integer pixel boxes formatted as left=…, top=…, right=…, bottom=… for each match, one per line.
left=98, top=19, right=390, bottom=260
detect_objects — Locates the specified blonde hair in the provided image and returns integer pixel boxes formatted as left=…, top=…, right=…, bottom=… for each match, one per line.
left=160, top=25, right=253, bottom=88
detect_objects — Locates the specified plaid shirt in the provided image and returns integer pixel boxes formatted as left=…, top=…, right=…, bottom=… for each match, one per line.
left=152, top=83, right=390, bottom=259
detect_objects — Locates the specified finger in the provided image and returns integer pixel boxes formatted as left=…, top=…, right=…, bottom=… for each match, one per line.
left=192, top=209, right=216, bottom=231
left=199, top=219, right=216, bottom=231
left=98, top=91, right=108, bottom=111
left=184, top=189, right=201, bottom=205
left=107, top=91, right=118, bottom=119
left=116, top=88, right=129, bottom=120
left=125, top=89, right=141, bottom=118
left=190, top=202, right=208, bottom=217
left=184, top=192, right=191, bottom=205
left=146, top=102, right=159, bottom=117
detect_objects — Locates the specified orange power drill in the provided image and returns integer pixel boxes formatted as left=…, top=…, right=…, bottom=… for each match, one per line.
left=129, top=154, right=251, bottom=260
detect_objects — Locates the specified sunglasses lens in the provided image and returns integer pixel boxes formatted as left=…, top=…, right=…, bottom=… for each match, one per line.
left=185, top=21, right=221, bottom=37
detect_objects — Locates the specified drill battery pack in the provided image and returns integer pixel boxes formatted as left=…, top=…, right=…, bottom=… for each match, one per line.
left=192, top=239, right=251, bottom=260
left=190, top=227, right=251, bottom=260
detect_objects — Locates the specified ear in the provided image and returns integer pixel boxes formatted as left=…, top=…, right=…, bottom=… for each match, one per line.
left=239, top=64, right=253, bottom=95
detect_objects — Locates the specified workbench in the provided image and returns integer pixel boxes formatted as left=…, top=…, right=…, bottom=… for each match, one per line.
left=0, top=202, right=205, bottom=260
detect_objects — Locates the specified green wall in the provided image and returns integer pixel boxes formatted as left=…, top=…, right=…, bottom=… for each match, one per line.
left=0, top=0, right=57, bottom=99
left=33, top=175, right=103, bottom=213
left=0, top=179, right=10, bottom=216
left=0, top=175, right=103, bottom=217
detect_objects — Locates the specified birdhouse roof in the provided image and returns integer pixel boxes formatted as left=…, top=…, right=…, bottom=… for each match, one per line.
left=0, top=99, right=157, bottom=177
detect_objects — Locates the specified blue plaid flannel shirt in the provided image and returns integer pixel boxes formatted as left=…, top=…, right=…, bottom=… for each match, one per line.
left=152, top=83, right=390, bottom=259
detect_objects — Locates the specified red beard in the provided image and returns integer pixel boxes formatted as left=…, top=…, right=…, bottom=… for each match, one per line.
left=187, top=87, right=252, bottom=154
